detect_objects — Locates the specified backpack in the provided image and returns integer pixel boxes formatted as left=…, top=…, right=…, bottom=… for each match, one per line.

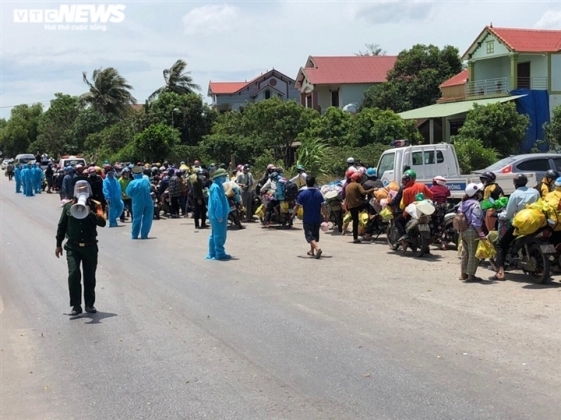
left=453, top=211, right=469, bottom=233
left=284, top=180, right=299, bottom=201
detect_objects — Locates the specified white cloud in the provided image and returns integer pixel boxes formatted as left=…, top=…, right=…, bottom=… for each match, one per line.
left=534, top=10, right=561, bottom=29
left=0, top=0, right=556, bottom=118
left=347, top=0, right=435, bottom=24
left=182, top=4, right=240, bottom=35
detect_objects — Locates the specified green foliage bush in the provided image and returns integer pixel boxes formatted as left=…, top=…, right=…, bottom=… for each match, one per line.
left=452, top=137, right=498, bottom=174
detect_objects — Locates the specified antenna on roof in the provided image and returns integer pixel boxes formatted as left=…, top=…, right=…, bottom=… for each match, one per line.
left=490, top=22, right=493, bottom=27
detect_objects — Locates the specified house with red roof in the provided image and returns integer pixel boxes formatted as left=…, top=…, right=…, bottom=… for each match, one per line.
left=400, top=26, right=561, bottom=147
left=294, top=56, right=397, bottom=113
left=207, top=69, right=299, bottom=112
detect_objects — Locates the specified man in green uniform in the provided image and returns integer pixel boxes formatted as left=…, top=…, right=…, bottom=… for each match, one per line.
left=56, top=180, right=106, bottom=316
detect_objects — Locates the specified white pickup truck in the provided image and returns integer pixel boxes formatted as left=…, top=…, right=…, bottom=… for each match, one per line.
left=376, top=142, right=536, bottom=200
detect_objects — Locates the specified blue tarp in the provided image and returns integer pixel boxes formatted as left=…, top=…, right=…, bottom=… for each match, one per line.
left=511, top=89, right=550, bottom=153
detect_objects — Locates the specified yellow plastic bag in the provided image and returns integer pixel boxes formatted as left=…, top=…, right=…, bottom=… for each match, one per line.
left=380, top=207, right=393, bottom=221
left=512, top=208, right=546, bottom=236
left=343, top=212, right=352, bottom=224
left=359, top=210, right=369, bottom=228
left=297, top=206, right=304, bottom=220
left=254, top=204, right=265, bottom=218
left=475, top=240, right=496, bottom=260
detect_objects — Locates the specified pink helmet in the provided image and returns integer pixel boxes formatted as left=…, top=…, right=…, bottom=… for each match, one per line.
left=433, top=176, right=446, bottom=186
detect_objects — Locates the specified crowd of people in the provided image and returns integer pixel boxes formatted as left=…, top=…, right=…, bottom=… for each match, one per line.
left=9, top=152, right=561, bottom=313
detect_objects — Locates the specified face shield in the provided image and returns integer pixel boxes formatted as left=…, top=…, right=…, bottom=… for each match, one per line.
left=73, top=180, right=92, bottom=199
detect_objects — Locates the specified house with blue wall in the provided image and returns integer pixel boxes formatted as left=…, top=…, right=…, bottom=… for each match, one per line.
left=399, top=26, right=561, bottom=150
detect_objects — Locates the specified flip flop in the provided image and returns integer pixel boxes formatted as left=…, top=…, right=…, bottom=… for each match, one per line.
left=465, top=276, right=483, bottom=282
left=315, top=249, right=323, bottom=259
left=307, top=251, right=314, bottom=257
left=489, top=274, right=506, bottom=281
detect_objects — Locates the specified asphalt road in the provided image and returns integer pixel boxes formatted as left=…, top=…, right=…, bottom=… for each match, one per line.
left=2, top=177, right=561, bottom=420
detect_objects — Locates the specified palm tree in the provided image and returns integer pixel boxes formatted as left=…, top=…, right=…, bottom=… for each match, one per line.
left=148, top=59, right=200, bottom=101
left=80, top=67, right=137, bottom=118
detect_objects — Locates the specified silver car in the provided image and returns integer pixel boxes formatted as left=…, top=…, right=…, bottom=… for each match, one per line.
left=1, top=158, right=13, bottom=170
left=474, top=153, right=561, bottom=183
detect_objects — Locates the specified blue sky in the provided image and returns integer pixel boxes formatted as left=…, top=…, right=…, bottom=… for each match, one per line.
left=1, top=0, right=560, bottom=119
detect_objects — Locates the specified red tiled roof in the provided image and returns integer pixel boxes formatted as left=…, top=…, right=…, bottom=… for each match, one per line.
left=439, top=69, right=469, bottom=88
left=464, top=26, right=561, bottom=58
left=300, top=56, right=397, bottom=86
left=490, top=27, right=561, bottom=53
left=208, top=70, right=296, bottom=96
left=208, top=82, right=248, bottom=95
left=130, top=104, right=144, bottom=111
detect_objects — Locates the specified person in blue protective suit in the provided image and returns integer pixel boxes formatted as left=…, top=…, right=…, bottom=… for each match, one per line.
left=125, top=166, right=153, bottom=239
left=102, top=166, right=124, bottom=227
left=34, top=162, right=44, bottom=194
left=22, top=163, right=35, bottom=197
left=206, top=168, right=231, bottom=260
left=14, top=163, right=22, bottom=193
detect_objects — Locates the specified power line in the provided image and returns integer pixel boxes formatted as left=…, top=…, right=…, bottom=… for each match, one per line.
left=0, top=100, right=52, bottom=109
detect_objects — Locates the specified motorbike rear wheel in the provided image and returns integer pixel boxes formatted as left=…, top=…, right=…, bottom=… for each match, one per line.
left=387, top=224, right=400, bottom=251
left=527, top=244, right=552, bottom=284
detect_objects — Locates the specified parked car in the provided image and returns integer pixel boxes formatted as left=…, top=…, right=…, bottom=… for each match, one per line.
left=1, top=158, right=14, bottom=170
left=473, top=153, right=561, bottom=184
left=14, top=153, right=36, bottom=166
left=376, top=141, right=537, bottom=200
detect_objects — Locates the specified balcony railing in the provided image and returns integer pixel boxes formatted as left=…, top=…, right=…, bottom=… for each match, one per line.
left=466, top=76, right=549, bottom=97
left=517, top=77, right=548, bottom=90
left=466, top=77, right=508, bottom=97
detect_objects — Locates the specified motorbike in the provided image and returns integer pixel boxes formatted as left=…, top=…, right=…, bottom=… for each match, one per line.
left=228, top=196, right=244, bottom=229
left=387, top=200, right=435, bottom=257
left=150, top=191, right=160, bottom=220
left=259, top=196, right=294, bottom=228
left=490, top=221, right=557, bottom=284
left=324, top=191, right=343, bottom=233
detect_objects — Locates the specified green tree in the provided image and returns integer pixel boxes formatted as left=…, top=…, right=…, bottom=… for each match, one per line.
left=0, top=103, right=43, bottom=157
left=355, top=43, right=386, bottom=56
left=294, top=137, right=331, bottom=176
left=199, top=134, right=264, bottom=166
left=84, top=122, right=134, bottom=162
left=132, top=123, right=180, bottom=162
left=362, top=44, right=462, bottom=112
left=148, top=59, right=201, bottom=102
left=544, top=105, right=561, bottom=150
left=240, top=98, right=319, bottom=167
left=71, top=108, right=114, bottom=155
left=348, top=107, right=422, bottom=147
left=81, top=67, right=137, bottom=118
left=454, top=102, right=529, bottom=157
left=299, top=107, right=353, bottom=147
left=452, top=137, right=498, bottom=174
left=33, top=93, right=80, bottom=157
left=362, top=83, right=407, bottom=113
left=148, top=92, right=215, bottom=145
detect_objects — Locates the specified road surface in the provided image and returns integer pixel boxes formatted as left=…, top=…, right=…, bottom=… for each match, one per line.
left=2, top=177, right=561, bottom=419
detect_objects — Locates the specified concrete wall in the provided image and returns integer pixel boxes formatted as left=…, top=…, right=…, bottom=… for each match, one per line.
left=471, top=32, right=511, bottom=60
left=314, top=86, right=332, bottom=112
left=340, top=83, right=375, bottom=107
left=473, top=56, right=509, bottom=82
left=552, top=54, right=561, bottom=92
left=551, top=94, right=561, bottom=118
left=518, top=54, right=548, bottom=79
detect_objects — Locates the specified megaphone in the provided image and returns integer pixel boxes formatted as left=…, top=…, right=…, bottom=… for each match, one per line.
left=70, top=195, right=89, bottom=219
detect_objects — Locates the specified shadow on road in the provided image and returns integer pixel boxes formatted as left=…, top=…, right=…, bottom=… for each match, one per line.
left=69, top=311, right=118, bottom=324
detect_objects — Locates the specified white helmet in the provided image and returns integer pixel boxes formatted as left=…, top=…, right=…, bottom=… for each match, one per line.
left=433, top=176, right=446, bottom=186
left=465, top=182, right=482, bottom=197
left=347, top=157, right=355, bottom=164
